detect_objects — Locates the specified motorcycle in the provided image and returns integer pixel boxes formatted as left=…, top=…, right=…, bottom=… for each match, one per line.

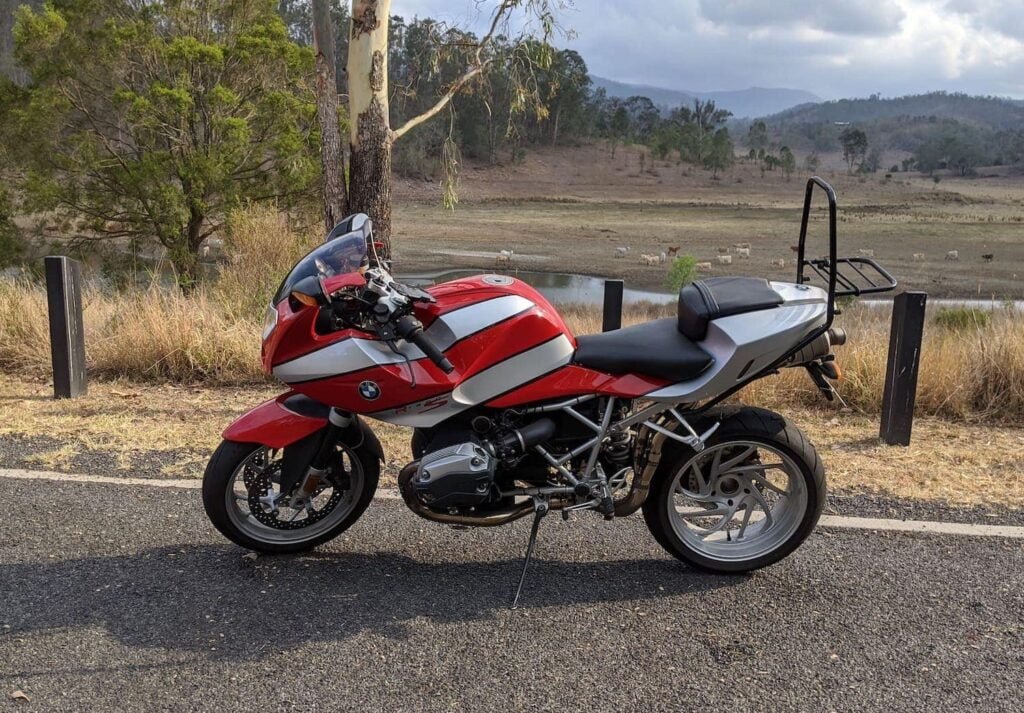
left=202, top=178, right=896, bottom=605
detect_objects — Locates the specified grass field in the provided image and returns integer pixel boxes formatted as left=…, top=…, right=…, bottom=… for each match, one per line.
left=390, top=144, right=1024, bottom=298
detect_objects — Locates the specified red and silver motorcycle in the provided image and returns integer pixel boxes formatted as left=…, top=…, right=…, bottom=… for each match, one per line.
left=203, top=178, right=895, bottom=604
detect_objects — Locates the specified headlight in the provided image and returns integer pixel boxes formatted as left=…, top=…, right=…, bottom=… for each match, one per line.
left=261, top=304, right=279, bottom=342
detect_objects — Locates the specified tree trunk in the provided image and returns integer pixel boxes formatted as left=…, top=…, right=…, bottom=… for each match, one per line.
left=313, top=0, right=348, bottom=234
left=551, top=105, right=561, bottom=146
left=347, top=0, right=393, bottom=257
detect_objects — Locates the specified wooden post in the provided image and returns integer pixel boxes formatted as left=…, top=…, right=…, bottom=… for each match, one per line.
left=880, top=292, right=927, bottom=446
left=602, top=279, right=623, bottom=332
left=44, top=256, right=87, bottom=399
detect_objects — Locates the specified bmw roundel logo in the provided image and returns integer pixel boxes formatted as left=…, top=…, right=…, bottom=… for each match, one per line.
left=358, top=380, right=381, bottom=401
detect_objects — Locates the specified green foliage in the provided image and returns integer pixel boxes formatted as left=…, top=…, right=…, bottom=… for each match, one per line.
left=913, top=131, right=989, bottom=176
left=778, top=145, right=796, bottom=179
left=934, top=307, right=989, bottom=331
left=665, top=255, right=698, bottom=291
left=839, top=128, right=868, bottom=173
left=0, top=186, right=21, bottom=268
left=5, top=0, right=319, bottom=284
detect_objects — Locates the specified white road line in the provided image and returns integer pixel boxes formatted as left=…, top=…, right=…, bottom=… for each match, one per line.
left=1, top=468, right=1021, bottom=538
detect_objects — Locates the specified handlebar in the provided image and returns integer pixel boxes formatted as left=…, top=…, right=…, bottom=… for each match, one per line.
left=394, top=315, right=455, bottom=374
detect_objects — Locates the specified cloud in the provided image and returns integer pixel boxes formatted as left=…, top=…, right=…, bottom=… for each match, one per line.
left=697, top=0, right=905, bottom=37
left=945, top=0, right=1024, bottom=41
left=391, top=0, right=1024, bottom=99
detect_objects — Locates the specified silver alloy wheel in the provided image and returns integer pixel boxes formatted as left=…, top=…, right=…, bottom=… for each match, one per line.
left=224, top=445, right=365, bottom=545
left=666, top=440, right=808, bottom=563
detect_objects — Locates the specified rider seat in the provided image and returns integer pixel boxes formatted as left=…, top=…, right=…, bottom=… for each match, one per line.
left=573, top=318, right=713, bottom=382
left=676, top=277, right=783, bottom=341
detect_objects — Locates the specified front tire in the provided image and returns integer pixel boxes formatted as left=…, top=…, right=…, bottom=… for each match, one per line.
left=642, top=406, right=825, bottom=573
left=202, top=437, right=379, bottom=554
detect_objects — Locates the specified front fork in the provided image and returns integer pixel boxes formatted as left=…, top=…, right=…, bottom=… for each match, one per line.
left=284, top=408, right=355, bottom=500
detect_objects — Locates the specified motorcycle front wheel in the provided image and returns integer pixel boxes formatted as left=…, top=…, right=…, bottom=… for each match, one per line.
left=642, top=406, right=825, bottom=573
left=202, top=437, right=379, bottom=554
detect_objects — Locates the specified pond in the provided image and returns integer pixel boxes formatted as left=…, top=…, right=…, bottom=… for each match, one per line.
left=400, top=269, right=676, bottom=305
left=401, top=268, right=1024, bottom=310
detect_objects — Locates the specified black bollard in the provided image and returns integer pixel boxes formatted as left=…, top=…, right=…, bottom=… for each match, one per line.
left=44, top=256, right=88, bottom=399
left=880, top=292, right=927, bottom=446
left=602, top=280, right=624, bottom=332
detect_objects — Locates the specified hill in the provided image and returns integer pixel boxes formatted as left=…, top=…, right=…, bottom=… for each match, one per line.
left=762, top=92, right=1024, bottom=129
left=590, top=75, right=821, bottom=118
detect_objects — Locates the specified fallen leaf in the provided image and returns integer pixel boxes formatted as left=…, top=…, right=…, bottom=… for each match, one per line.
left=11, top=690, right=30, bottom=702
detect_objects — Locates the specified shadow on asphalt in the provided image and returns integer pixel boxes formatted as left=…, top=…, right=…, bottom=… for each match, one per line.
left=1, top=546, right=741, bottom=666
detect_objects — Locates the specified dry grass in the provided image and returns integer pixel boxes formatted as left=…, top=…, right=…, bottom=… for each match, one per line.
left=2, top=375, right=1021, bottom=506
left=2, top=273, right=1024, bottom=421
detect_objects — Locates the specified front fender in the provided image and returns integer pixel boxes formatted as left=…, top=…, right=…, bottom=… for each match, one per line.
left=222, top=392, right=384, bottom=462
left=222, top=392, right=327, bottom=449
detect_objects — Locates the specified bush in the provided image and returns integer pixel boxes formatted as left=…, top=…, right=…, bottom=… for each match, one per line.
left=214, top=205, right=319, bottom=322
left=665, top=255, right=698, bottom=292
left=934, top=306, right=989, bottom=331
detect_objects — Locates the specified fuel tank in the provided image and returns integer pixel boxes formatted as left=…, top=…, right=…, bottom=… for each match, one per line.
left=268, top=275, right=578, bottom=427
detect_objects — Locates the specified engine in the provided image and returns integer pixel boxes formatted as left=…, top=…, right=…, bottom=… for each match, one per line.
left=411, top=440, right=496, bottom=509
left=400, top=417, right=557, bottom=514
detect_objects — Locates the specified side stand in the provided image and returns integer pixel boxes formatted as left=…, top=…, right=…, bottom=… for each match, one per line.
left=510, top=498, right=549, bottom=610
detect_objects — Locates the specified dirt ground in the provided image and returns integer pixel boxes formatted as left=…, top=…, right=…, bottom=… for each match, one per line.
left=3, top=375, right=1022, bottom=508
left=390, top=143, right=1024, bottom=298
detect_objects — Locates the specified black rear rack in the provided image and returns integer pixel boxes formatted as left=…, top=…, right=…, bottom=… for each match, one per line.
left=796, top=177, right=897, bottom=324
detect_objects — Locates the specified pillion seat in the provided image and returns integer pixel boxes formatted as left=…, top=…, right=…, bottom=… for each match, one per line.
left=573, top=318, right=713, bottom=382
left=676, top=277, right=783, bottom=341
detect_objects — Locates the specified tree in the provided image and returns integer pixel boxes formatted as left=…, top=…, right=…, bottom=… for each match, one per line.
left=312, top=0, right=347, bottom=232
left=839, top=127, right=868, bottom=174
left=778, top=145, right=796, bottom=179
left=345, top=0, right=560, bottom=257
left=704, top=128, right=735, bottom=178
left=747, top=120, right=769, bottom=153
left=8, top=0, right=318, bottom=285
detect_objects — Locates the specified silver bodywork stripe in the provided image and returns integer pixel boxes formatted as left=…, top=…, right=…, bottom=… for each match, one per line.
left=369, top=335, right=575, bottom=427
left=272, top=294, right=534, bottom=383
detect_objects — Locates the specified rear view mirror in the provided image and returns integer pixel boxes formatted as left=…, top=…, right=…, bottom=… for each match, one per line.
left=326, top=213, right=372, bottom=243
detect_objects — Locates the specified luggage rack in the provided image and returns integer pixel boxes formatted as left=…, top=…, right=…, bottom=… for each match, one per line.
left=795, top=177, right=897, bottom=323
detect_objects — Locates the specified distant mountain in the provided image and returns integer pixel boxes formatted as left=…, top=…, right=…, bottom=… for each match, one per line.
left=762, top=91, right=1024, bottom=130
left=590, top=75, right=821, bottom=118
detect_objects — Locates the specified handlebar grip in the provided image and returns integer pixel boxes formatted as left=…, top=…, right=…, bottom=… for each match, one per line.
left=395, top=315, right=455, bottom=374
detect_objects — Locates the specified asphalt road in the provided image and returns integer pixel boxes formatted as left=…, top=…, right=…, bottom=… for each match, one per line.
left=1, top=478, right=1022, bottom=712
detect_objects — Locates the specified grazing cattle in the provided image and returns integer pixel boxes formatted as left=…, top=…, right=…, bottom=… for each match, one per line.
left=639, top=254, right=660, bottom=266
left=736, top=247, right=751, bottom=258
left=946, top=250, right=959, bottom=261
left=733, top=242, right=751, bottom=249
left=912, top=253, right=925, bottom=261
left=717, top=255, right=733, bottom=265
left=614, top=246, right=628, bottom=258
left=717, top=246, right=730, bottom=254
left=858, top=249, right=875, bottom=258
left=666, top=246, right=680, bottom=257
left=982, top=253, right=994, bottom=262
left=770, top=258, right=786, bottom=268
left=660, top=252, right=667, bottom=263
left=790, top=245, right=800, bottom=253
left=696, top=261, right=713, bottom=273
left=495, top=249, right=514, bottom=267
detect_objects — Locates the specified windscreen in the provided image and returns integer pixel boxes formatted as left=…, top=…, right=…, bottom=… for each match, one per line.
left=272, top=232, right=368, bottom=304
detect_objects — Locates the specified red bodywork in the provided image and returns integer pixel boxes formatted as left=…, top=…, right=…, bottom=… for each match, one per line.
left=228, top=275, right=662, bottom=446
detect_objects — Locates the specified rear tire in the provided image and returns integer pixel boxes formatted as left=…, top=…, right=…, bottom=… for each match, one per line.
left=642, top=406, right=825, bottom=573
left=202, top=438, right=379, bottom=554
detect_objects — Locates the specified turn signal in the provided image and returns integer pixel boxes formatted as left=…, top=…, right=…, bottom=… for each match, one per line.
left=290, top=290, right=319, bottom=307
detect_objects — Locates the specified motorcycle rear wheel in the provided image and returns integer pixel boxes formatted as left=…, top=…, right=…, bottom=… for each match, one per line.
left=642, top=406, right=825, bottom=573
left=202, top=438, right=379, bottom=554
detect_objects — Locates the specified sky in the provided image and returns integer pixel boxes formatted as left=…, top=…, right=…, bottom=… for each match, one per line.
left=391, top=0, right=1024, bottom=100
